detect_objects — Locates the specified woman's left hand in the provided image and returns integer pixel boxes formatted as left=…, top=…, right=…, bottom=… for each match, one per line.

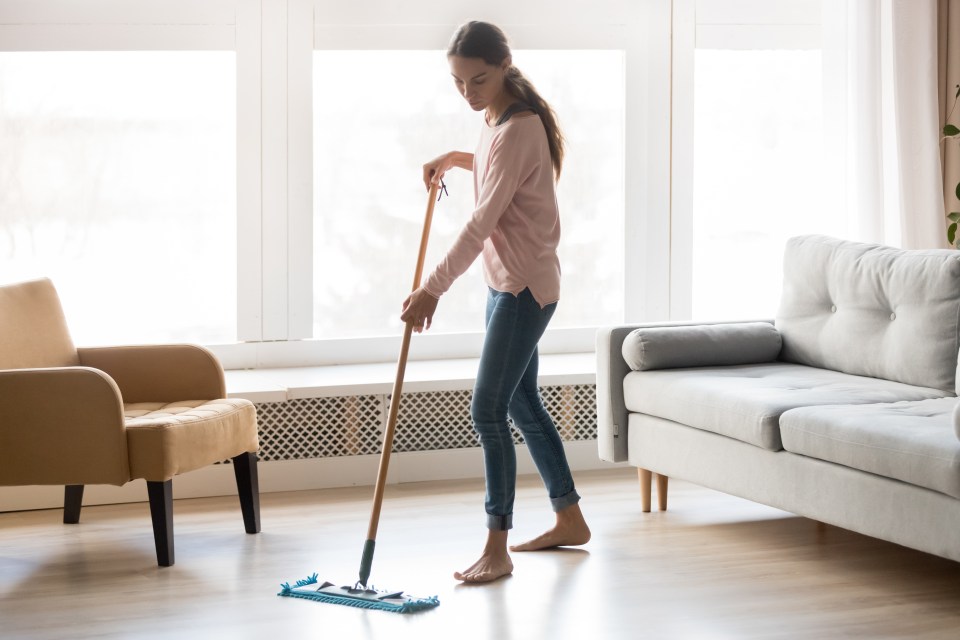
left=401, top=288, right=439, bottom=333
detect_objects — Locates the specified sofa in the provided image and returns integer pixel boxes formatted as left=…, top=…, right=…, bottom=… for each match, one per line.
left=597, top=234, right=960, bottom=562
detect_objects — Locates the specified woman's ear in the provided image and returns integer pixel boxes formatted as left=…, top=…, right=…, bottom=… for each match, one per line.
left=501, top=56, right=512, bottom=71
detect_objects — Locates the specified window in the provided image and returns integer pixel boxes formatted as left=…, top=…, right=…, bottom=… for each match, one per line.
left=691, top=48, right=828, bottom=320
left=0, top=51, right=236, bottom=345
left=671, top=0, right=828, bottom=321
left=312, top=49, right=624, bottom=339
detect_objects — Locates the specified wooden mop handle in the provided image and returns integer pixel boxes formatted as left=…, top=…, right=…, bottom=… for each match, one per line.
left=363, top=182, right=439, bottom=552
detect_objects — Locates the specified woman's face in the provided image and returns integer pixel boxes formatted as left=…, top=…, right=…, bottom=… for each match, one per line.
left=448, top=55, right=509, bottom=112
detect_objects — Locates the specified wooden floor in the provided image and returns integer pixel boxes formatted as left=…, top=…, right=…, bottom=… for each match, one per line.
left=2, top=467, right=960, bottom=639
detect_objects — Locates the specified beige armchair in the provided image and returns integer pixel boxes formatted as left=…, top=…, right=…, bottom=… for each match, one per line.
left=0, top=278, right=260, bottom=566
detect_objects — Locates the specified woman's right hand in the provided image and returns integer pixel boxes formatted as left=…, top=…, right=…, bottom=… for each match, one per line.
left=423, top=153, right=454, bottom=191
left=422, top=151, right=473, bottom=190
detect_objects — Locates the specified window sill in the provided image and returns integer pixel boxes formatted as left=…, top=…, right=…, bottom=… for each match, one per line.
left=224, top=352, right=596, bottom=403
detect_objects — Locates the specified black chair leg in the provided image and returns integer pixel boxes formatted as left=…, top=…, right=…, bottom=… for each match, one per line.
left=232, top=452, right=261, bottom=534
left=147, top=480, right=174, bottom=567
left=63, top=485, right=84, bottom=524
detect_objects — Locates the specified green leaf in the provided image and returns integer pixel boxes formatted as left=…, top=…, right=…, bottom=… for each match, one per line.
left=945, top=124, right=960, bottom=137
left=950, top=212, right=960, bottom=223
left=955, top=182, right=960, bottom=200
left=949, top=223, right=958, bottom=246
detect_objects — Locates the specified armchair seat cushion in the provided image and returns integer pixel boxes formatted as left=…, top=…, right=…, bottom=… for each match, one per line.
left=125, top=399, right=259, bottom=482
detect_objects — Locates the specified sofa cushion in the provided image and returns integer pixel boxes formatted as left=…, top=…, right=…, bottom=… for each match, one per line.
left=775, top=235, right=960, bottom=393
left=621, top=322, right=781, bottom=371
left=780, top=398, right=960, bottom=498
left=623, top=362, right=947, bottom=451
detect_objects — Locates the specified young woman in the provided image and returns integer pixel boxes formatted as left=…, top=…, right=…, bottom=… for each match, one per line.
left=400, top=21, right=590, bottom=584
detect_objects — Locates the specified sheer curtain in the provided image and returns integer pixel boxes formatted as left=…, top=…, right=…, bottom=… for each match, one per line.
left=823, top=0, right=947, bottom=249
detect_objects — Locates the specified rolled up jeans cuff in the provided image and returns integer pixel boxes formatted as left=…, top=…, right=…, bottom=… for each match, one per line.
left=486, top=512, right=513, bottom=531
left=550, top=489, right=581, bottom=513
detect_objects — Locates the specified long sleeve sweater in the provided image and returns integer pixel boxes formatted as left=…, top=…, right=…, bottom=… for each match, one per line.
left=422, top=113, right=561, bottom=308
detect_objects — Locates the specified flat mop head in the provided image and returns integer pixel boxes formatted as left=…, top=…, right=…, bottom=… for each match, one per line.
left=278, top=574, right=439, bottom=614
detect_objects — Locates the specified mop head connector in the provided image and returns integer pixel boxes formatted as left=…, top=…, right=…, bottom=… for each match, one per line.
left=278, top=574, right=439, bottom=614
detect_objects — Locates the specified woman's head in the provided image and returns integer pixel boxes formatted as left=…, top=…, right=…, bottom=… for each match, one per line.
left=447, top=21, right=511, bottom=67
left=446, top=21, right=565, bottom=178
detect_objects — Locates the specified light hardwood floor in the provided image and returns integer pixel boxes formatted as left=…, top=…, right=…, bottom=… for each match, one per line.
left=2, top=467, right=960, bottom=639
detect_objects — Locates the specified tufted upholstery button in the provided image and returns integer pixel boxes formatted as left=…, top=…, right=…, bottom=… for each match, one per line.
left=830, top=305, right=837, bottom=313
left=890, top=312, right=896, bottom=321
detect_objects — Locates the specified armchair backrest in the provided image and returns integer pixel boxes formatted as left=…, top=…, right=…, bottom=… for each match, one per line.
left=0, top=278, right=80, bottom=369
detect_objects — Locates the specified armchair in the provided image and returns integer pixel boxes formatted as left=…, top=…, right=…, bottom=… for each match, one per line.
left=0, top=278, right=260, bottom=566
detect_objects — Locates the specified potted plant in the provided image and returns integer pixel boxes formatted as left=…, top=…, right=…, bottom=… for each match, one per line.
left=941, top=85, right=960, bottom=248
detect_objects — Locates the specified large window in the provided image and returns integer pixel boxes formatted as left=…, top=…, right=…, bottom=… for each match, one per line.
left=671, top=0, right=829, bottom=321
left=0, top=51, right=236, bottom=345
left=691, top=48, right=828, bottom=320
left=313, top=50, right=624, bottom=339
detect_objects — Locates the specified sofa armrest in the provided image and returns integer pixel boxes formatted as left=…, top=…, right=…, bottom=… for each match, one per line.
left=954, top=401, right=960, bottom=441
left=596, top=319, right=775, bottom=464
left=597, top=325, right=645, bottom=463
left=0, top=367, right=129, bottom=486
left=78, top=344, right=226, bottom=404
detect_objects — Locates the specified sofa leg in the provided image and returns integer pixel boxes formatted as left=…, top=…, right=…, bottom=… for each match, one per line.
left=232, top=452, right=261, bottom=534
left=656, top=474, right=669, bottom=511
left=147, top=480, right=174, bottom=567
left=63, top=485, right=84, bottom=524
left=638, top=468, right=652, bottom=512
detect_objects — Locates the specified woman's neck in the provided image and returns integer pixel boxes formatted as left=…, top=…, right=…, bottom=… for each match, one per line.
left=485, top=92, right=517, bottom=126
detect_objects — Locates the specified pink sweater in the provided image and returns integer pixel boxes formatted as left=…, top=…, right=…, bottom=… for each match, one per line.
left=423, top=114, right=561, bottom=308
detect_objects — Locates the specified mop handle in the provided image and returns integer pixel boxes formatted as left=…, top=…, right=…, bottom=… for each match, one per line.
left=359, top=181, right=439, bottom=587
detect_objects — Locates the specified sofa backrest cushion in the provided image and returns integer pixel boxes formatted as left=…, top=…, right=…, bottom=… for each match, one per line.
left=0, top=278, right=79, bottom=369
left=776, top=235, right=960, bottom=393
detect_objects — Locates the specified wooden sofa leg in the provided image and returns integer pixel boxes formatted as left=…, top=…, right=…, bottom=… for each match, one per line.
left=63, top=485, right=84, bottom=524
left=147, top=480, right=174, bottom=567
left=638, top=468, right=652, bottom=512
left=232, top=452, right=261, bottom=534
left=656, top=474, right=669, bottom=511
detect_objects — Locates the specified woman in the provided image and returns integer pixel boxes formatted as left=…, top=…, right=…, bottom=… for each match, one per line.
left=401, top=21, right=590, bottom=584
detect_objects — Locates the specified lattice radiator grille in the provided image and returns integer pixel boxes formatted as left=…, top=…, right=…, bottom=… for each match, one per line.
left=253, top=384, right=596, bottom=462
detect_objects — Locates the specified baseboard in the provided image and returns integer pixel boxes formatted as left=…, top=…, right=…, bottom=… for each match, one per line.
left=0, top=440, right=611, bottom=512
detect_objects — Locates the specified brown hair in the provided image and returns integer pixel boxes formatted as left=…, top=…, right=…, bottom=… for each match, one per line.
left=448, top=21, right=565, bottom=179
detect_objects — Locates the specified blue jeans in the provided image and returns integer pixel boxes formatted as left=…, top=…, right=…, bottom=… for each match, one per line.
left=472, top=287, right=581, bottom=530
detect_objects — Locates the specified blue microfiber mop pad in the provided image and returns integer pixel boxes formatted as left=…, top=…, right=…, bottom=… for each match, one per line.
left=278, top=574, right=440, bottom=614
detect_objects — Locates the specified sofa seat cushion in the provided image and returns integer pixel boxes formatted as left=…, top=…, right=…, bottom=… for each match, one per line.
left=780, top=398, right=960, bottom=498
left=124, top=399, right=259, bottom=482
left=623, top=362, right=947, bottom=451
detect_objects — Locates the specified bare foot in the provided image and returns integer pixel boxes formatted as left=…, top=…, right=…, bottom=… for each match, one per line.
left=510, top=503, right=591, bottom=552
left=453, top=552, right=514, bottom=584
left=454, top=529, right=514, bottom=584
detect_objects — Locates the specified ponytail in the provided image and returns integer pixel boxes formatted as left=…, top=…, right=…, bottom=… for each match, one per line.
left=504, top=67, right=565, bottom=179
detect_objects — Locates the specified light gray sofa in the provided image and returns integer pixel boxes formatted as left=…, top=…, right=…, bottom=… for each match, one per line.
left=597, top=235, right=960, bottom=561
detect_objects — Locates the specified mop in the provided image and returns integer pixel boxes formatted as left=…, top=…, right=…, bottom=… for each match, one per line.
left=279, top=181, right=444, bottom=614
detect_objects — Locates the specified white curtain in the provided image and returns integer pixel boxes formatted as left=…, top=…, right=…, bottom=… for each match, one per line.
left=823, top=0, right=947, bottom=249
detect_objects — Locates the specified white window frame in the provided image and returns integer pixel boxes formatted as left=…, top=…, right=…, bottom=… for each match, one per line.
left=270, top=0, right=654, bottom=369
left=0, top=0, right=264, bottom=350
left=669, top=0, right=822, bottom=320
left=0, top=0, right=677, bottom=369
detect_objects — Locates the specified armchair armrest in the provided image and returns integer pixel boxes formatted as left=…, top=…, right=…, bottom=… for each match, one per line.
left=596, top=319, right=775, bottom=464
left=0, top=367, right=129, bottom=486
left=77, top=344, right=225, bottom=404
